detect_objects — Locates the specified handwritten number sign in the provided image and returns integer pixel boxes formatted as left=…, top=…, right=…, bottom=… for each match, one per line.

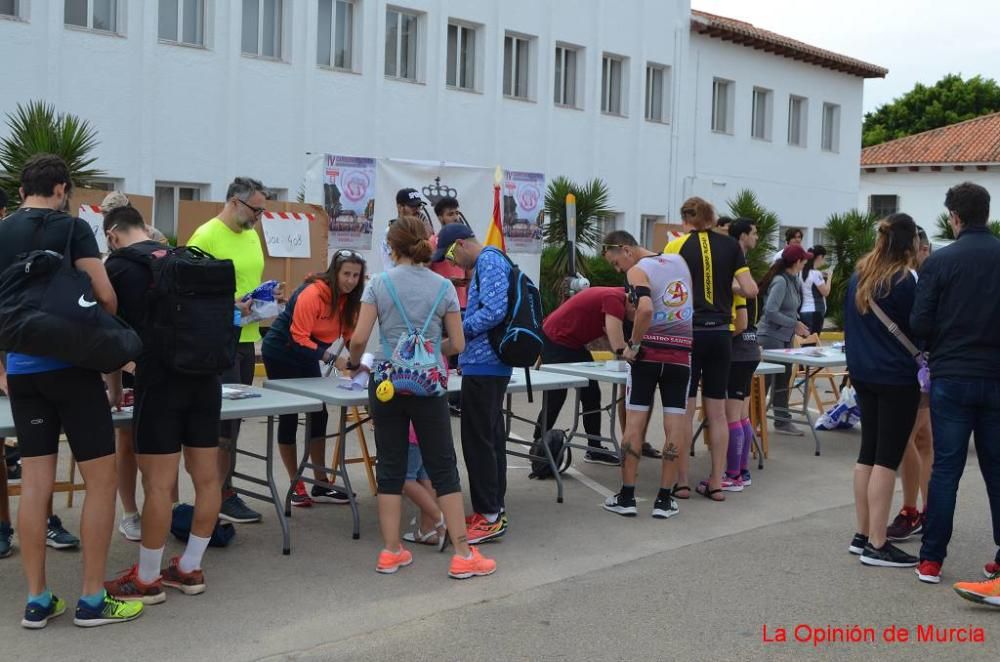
left=261, top=212, right=312, bottom=259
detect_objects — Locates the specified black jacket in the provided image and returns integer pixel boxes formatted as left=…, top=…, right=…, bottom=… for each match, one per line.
left=910, top=225, right=1000, bottom=380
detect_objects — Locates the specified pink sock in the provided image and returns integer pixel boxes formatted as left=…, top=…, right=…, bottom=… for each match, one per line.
left=726, top=422, right=743, bottom=477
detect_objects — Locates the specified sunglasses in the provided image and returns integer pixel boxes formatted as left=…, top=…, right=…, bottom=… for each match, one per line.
left=335, top=249, right=365, bottom=263
left=601, top=243, right=625, bottom=255
left=237, top=198, right=265, bottom=217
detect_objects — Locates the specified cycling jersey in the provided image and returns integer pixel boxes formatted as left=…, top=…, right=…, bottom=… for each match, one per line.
left=629, top=254, right=693, bottom=365
left=664, top=230, right=749, bottom=328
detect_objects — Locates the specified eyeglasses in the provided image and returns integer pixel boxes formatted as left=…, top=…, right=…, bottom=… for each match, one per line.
left=335, top=249, right=365, bottom=263
left=237, top=198, right=265, bottom=217
left=445, top=242, right=458, bottom=263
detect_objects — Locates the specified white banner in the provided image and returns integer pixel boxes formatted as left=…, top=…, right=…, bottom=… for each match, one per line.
left=78, top=204, right=108, bottom=254
left=261, top=211, right=312, bottom=258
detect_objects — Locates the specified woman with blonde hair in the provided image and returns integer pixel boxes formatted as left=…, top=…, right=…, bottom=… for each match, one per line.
left=844, top=213, right=921, bottom=568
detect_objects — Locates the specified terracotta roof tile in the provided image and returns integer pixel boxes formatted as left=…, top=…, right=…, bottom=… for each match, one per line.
left=860, top=112, right=1000, bottom=166
left=691, top=10, right=887, bottom=79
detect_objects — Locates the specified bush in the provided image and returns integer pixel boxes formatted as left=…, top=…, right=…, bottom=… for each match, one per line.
left=822, top=209, right=879, bottom=328
left=539, top=246, right=624, bottom=315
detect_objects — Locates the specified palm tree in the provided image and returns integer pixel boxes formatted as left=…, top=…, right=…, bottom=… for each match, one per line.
left=934, top=212, right=1000, bottom=240
left=0, top=100, right=104, bottom=206
left=726, top=189, right=779, bottom=279
left=822, top=209, right=879, bottom=328
left=543, top=176, right=614, bottom=279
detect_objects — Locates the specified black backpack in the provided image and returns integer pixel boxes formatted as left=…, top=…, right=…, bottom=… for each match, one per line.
left=528, top=429, right=572, bottom=479
left=117, top=243, right=237, bottom=375
left=0, top=210, right=142, bottom=373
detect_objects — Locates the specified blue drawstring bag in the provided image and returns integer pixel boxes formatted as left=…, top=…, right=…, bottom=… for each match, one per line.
left=170, top=504, right=236, bottom=548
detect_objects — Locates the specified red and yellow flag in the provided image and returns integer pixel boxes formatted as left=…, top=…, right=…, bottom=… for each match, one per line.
left=484, top=166, right=506, bottom=252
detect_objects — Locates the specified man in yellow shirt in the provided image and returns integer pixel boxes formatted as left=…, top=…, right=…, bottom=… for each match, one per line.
left=188, top=177, right=268, bottom=524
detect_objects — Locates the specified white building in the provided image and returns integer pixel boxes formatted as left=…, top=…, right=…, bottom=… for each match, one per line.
left=859, top=111, right=1000, bottom=231
left=683, top=10, right=886, bottom=247
left=0, top=1, right=884, bottom=251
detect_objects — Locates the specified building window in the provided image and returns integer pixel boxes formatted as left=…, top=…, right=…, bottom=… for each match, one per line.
left=554, top=45, right=580, bottom=107
left=242, top=0, right=283, bottom=58
left=65, top=0, right=119, bottom=33
left=446, top=22, right=477, bottom=90
left=87, top=178, right=124, bottom=192
left=822, top=102, right=841, bottom=152
left=385, top=7, right=419, bottom=80
left=711, top=78, right=733, bottom=134
left=154, top=183, right=204, bottom=236
left=868, top=195, right=899, bottom=218
left=598, top=212, right=625, bottom=241
left=641, top=214, right=665, bottom=249
left=645, top=64, right=670, bottom=123
left=503, top=33, right=532, bottom=100
left=788, top=95, right=807, bottom=147
left=751, top=87, right=772, bottom=140
left=159, top=0, right=205, bottom=46
left=317, top=0, right=356, bottom=70
left=601, top=54, right=626, bottom=116
left=1, top=0, right=21, bottom=19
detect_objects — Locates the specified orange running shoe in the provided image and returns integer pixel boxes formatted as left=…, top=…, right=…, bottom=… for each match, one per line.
left=161, top=557, right=206, bottom=595
left=449, top=546, right=497, bottom=579
left=376, top=546, right=413, bottom=574
left=104, top=565, right=166, bottom=605
left=954, top=576, right=1000, bottom=607
left=466, top=513, right=506, bottom=544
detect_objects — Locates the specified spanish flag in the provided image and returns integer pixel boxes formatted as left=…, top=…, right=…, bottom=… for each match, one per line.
left=484, top=166, right=507, bottom=252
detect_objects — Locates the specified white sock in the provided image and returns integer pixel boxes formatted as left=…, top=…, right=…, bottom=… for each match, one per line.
left=122, top=511, right=138, bottom=520
left=138, top=545, right=164, bottom=584
left=484, top=513, right=499, bottom=523
left=179, top=534, right=211, bottom=574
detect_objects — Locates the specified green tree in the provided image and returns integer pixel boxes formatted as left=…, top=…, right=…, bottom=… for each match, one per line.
left=726, top=189, right=779, bottom=279
left=822, top=209, right=880, bottom=327
left=933, top=212, right=1000, bottom=240
left=0, top=100, right=104, bottom=206
left=543, top=176, right=614, bottom=279
left=862, top=74, right=1000, bottom=147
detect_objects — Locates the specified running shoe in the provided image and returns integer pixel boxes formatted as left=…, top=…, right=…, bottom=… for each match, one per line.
left=848, top=533, right=869, bottom=555
left=466, top=513, right=506, bottom=544
left=953, top=576, right=1000, bottom=607
left=886, top=507, right=922, bottom=541
left=0, top=521, right=13, bottom=559
left=290, top=481, right=313, bottom=508
left=602, top=492, right=638, bottom=517
left=860, top=542, right=918, bottom=568
left=21, top=595, right=66, bottom=629
left=584, top=450, right=620, bottom=466
left=118, top=513, right=142, bottom=542
left=721, top=476, right=745, bottom=492
left=448, top=546, right=496, bottom=579
left=219, top=494, right=262, bottom=523
left=311, top=485, right=353, bottom=504
left=773, top=421, right=804, bottom=436
left=651, top=494, right=679, bottom=520
left=46, top=516, right=80, bottom=549
left=104, top=565, right=166, bottom=605
left=916, top=560, right=942, bottom=584
left=73, top=593, right=143, bottom=627
left=984, top=561, right=1000, bottom=580
left=161, top=557, right=206, bottom=595
left=740, top=470, right=752, bottom=486
left=376, top=546, right=413, bottom=574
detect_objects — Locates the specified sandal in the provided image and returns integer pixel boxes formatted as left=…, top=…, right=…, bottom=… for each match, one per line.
left=672, top=483, right=691, bottom=500
left=696, top=481, right=726, bottom=502
left=403, top=515, right=445, bottom=547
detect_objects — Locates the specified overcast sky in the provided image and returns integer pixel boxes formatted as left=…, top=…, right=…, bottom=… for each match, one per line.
left=691, top=0, right=1000, bottom=114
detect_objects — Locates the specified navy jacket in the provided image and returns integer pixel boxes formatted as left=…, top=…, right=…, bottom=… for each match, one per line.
left=844, top=271, right=919, bottom=386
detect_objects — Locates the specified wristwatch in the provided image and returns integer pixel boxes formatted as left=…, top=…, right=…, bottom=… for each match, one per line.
left=629, top=342, right=642, bottom=353
left=614, top=348, right=624, bottom=357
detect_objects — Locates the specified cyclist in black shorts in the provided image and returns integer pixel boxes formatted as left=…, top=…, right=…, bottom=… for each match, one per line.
left=601, top=232, right=693, bottom=519
left=102, top=207, right=225, bottom=605
left=665, top=198, right=758, bottom=502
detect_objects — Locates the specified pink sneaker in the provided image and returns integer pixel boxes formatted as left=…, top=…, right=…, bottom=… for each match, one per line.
left=721, top=476, right=745, bottom=492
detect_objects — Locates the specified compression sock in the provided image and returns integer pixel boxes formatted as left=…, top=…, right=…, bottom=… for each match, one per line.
left=740, top=419, right=754, bottom=471
left=726, top=422, right=743, bottom=477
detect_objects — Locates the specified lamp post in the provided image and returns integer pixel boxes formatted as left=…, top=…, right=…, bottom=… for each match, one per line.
left=566, top=192, right=577, bottom=275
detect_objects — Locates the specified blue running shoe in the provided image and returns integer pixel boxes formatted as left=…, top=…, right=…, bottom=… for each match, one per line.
left=21, top=595, right=66, bottom=629
left=73, top=593, right=143, bottom=628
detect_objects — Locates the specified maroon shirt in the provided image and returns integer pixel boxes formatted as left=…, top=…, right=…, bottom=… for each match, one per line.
left=542, top=287, right=626, bottom=349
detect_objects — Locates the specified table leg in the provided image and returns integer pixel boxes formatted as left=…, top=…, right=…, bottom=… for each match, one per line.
left=539, top=391, right=564, bottom=503
left=286, top=415, right=313, bottom=518
left=803, top=367, right=821, bottom=456
left=267, top=416, right=291, bottom=555
left=607, top=384, right=622, bottom=460
left=336, top=407, right=361, bottom=539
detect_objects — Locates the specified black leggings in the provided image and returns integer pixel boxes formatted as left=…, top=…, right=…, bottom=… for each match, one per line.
left=261, top=352, right=329, bottom=445
left=368, top=387, right=461, bottom=496
left=854, top=380, right=920, bottom=469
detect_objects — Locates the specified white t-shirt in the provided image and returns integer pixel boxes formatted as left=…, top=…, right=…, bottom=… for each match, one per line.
left=800, top=269, right=826, bottom=313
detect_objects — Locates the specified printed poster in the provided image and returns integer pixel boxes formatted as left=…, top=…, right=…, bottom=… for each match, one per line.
left=78, top=204, right=108, bottom=254
left=261, top=211, right=312, bottom=259
left=502, top=170, right=545, bottom=254
left=324, top=154, right=376, bottom=254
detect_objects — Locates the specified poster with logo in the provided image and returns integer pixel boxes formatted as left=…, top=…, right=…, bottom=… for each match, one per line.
left=78, top=204, right=108, bottom=253
left=323, top=154, right=376, bottom=254
left=502, top=170, right=545, bottom=254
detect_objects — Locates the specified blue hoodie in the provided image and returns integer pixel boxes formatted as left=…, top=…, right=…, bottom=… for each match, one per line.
left=460, top=247, right=513, bottom=377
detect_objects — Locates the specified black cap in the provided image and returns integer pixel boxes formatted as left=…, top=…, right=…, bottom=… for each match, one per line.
left=396, top=188, right=425, bottom=208
left=432, top=223, right=476, bottom=262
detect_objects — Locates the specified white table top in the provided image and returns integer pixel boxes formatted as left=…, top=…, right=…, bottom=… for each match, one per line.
left=263, top=369, right=587, bottom=405
left=760, top=348, right=847, bottom=368
left=540, top=360, right=789, bottom=382
left=0, top=387, right=324, bottom=436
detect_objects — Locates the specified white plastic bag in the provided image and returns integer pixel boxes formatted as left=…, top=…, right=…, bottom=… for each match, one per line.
left=815, top=385, right=860, bottom=430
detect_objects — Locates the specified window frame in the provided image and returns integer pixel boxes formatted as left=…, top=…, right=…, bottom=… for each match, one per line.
left=158, top=0, right=206, bottom=47
left=601, top=53, right=627, bottom=117
left=787, top=95, right=808, bottom=147
left=868, top=194, right=899, bottom=218
left=241, top=0, right=284, bottom=60
left=553, top=43, right=581, bottom=108
left=64, top=0, right=122, bottom=35
left=711, top=78, right=734, bottom=134
left=822, top=102, right=841, bottom=153
left=384, top=6, right=421, bottom=82
left=0, top=0, right=24, bottom=21
left=154, top=182, right=207, bottom=236
left=751, top=86, right=773, bottom=141
left=503, top=32, right=534, bottom=101
left=317, top=0, right=358, bottom=71
left=644, top=63, right=670, bottom=123
left=446, top=20, right=479, bottom=92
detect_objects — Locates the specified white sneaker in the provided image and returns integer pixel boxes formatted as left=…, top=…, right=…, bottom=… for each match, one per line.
left=119, top=513, right=141, bottom=542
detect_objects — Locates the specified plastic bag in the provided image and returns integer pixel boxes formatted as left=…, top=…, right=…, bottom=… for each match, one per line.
left=815, top=385, right=861, bottom=430
left=240, top=279, right=285, bottom=325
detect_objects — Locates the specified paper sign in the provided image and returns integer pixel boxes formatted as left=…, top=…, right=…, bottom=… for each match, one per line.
left=78, top=204, right=108, bottom=253
left=261, top=211, right=312, bottom=258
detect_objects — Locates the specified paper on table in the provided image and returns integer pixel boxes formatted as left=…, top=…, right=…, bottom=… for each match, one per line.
left=336, top=352, right=373, bottom=390
left=222, top=384, right=261, bottom=400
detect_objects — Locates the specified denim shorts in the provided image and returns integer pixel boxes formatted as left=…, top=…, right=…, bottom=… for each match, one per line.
left=406, top=444, right=429, bottom=481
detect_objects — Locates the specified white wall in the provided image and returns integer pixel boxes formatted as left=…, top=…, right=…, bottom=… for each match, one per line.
left=0, top=0, right=690, bottom=247
left=860, top=167, right=1000, bottom=228
left=684, top=32, right=867, bottom=246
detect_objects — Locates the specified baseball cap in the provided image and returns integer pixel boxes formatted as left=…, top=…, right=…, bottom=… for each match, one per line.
left=431, top=223, right=475, bottom=262
left=396, top=188, right=425, bottom=208
left=782, top=244, right=814, bottom=263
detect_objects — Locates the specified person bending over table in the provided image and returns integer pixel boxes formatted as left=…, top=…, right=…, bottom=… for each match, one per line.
left=261, top=248, right=366, bottom=507
left=531, top=286, right=633, bottom=466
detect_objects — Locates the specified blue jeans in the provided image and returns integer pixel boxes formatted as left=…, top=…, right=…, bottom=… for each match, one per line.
left=920, top=377, right=1000, bottom=565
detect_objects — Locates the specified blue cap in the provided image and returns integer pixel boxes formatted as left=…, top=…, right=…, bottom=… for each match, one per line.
left=432, top=223, right=476, bottom=262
